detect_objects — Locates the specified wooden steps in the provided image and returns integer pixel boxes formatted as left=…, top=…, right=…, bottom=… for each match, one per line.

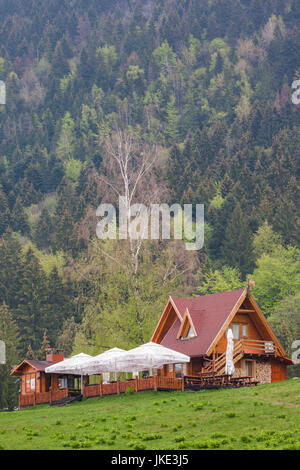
left=50, top=394, right=83, bottom=407
left=202, top=341, right=244, bottom=376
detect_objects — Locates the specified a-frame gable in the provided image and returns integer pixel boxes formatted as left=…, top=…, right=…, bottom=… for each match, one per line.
left=151, top=296, right=183, bottom=343
left=10, top=359, right=39, bottom=376
left=246, top=293, right=286, bottom=357
left=177, top=308, right=197, bottom=339
left=206, top=289, right=286, bottom=357
left=206, top=288, right=247, bottom=355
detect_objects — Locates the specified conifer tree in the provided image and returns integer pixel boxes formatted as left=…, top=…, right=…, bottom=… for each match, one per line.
left=0, top=303, right=20, bottom=410
left=0, top=185, right=10, bottom=235
left=15, top=248, right=50, bottom=355
left=10, top=197, right=30, bottom=235
left=26, top=344, right=35, bottom=360
left=221, top=203, right=255, bottom=277
left=38, top=329, right=50, bottom=360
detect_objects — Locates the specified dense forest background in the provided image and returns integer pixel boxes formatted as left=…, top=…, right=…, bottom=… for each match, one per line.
left=0, top=0, right=299, bottom=408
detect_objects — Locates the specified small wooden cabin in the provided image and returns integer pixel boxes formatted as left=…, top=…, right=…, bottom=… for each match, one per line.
left=11, top=349, right=64, bottom=394
left=151, top=288, right=292, bottom=383
left=11, top=348, right=82, bottom=407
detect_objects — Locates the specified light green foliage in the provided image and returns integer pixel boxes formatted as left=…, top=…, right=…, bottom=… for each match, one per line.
left=126, top=65, right=145, bottom=82
left=73, top=239, right=197, bottom=354
left=251, top=245, right=300, bottom=315
left=153, top=40, right=177, bottom=70
left=26, top=194, right=57, bottom=229
left=253, top=221, right=282, bottom=259
left=60, top=71, right=75, bottom=93
left=0, top=57, right=5, bottom=75
left=56, top=112, right=75, bottom=160
left=97, top=44, right=118, bottom=71
left=210, top=186, right=225, bottom=210
left=182, top=35, right=201, bottom=68
left=21, top=242, right=66, bottom=275
left=198, top=266, right=243, bottom=295
left=210, top=38, right=230, bottom=55
left=268, top=294, right=300, bottom=357
left=63, top=158, right=84, bottom=186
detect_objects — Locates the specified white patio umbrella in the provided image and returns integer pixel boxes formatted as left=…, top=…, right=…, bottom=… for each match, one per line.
left=45, top=353, right=92, bottom=394
left=100, top=342, right=190, bottom=374
left=225, top=328, right=235, bottom=376
left=74, top=347, right=126, bottom=379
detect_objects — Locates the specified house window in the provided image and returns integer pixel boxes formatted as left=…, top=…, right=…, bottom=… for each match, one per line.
left=169, top=364, right=173, bottom=373
left=232, top=323, right=240, bottom=339
left=242, top=324, right=247, bottom=337
left=245, top=361, right=253, bottom=377
left=186, top=326, right=195, bottom=338
left=58, top=376, right=68, bottom=389
left=174, top=363, right=183, bottom=378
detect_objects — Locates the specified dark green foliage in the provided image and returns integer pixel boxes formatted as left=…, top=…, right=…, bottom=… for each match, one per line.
left=0, top=303, right=20, bottom=410
left=0, top=0, right=298, bottom=410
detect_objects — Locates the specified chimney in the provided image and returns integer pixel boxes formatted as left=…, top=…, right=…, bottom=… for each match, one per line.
left=46, top=348, right=64, bottom=363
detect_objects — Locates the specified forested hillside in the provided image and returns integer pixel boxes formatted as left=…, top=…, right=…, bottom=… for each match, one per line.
left=0, top=0, right=299, bottom=407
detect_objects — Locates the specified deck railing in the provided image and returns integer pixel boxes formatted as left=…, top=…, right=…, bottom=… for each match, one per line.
left=19, top=388, right=69, bottom=408
left=83, top=376, right=183, bottom=397
left=203, top=339, right=277, bottom=375
left=241, top=339, right=277, bottom=355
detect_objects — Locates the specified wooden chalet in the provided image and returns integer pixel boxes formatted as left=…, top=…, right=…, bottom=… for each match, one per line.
left=11, top=288, right=293, bottom=408
left=151, top=287, right=292, bottom=383
left=11, top=349, right=82, bottom=408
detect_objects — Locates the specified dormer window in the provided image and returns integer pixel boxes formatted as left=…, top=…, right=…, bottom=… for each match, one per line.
left=180, top=325, right=195, bottom=340
left=186, top=326, right=195, bottom=338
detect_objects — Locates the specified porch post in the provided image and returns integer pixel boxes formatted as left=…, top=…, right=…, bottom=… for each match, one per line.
left=154, top=374, right=158, bottom=391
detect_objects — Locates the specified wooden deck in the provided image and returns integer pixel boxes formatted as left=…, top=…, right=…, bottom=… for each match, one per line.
left=203, top=339, right=277, bottom=376
left=184, top=374, right=258, bottom=389
left=18, top=376, right=183, bottom=407
left=18, top=373, right=258, bottom=408
left=83, top=376, right=183, bottom=398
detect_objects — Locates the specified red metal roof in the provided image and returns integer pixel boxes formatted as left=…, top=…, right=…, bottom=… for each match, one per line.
left=160, top=288, right=246, bottom=357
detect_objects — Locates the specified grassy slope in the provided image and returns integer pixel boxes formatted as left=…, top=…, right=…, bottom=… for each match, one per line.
left=0, top=380, right=299, bottom=450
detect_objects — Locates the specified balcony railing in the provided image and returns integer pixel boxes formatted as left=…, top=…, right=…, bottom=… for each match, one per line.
left=240, top=339, right=277, bottom=355
left=202, top=339, right=277, bottom=375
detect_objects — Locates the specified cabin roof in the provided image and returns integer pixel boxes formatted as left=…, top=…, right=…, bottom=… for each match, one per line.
left=157, top=288, right=246, bottom=357
left=11, top=359, right=54, bottom=375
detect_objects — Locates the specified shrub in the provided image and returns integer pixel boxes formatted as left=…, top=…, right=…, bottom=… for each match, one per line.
left=224, top=412, right=236, bottom=418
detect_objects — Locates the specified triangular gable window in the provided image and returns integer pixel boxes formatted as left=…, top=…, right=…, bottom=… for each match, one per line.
left=180, top=324, right=195, bottom=340
left=186, top=326, right=195, bottom=338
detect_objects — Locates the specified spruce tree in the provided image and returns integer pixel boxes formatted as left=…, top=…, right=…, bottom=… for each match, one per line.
left=0, top=186, right=10, bottom=235
left=0, top=303, right=20, bottom=410
left=38, top=329, right=50, bottom=360
left=221, top=203, right=255, bottom=278
left=15, top=248, right=50, bottom=355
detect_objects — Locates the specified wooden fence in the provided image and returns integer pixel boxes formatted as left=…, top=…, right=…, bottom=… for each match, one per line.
left=19, top=377, right=184, bottom=408
left=19, top=389, right=68, bottom=408
left=83, top=376, right=183, bottom=398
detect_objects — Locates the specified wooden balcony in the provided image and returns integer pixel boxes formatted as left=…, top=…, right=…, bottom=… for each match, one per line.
left=202, top=339, right=277, bottom=376
left=240, top=339, right=277, bottom=356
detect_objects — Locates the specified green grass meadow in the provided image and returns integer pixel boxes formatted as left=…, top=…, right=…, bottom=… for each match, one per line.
left=0, top=379, right=299, bottom=450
